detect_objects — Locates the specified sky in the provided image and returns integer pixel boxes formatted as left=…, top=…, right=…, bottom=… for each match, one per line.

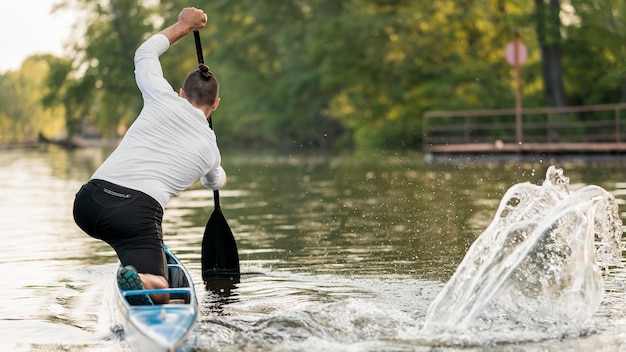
left=0, top=1, right=76, bottom=73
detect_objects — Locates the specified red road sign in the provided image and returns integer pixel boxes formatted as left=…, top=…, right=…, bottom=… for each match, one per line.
left=505, top=40, right=528, bottom=66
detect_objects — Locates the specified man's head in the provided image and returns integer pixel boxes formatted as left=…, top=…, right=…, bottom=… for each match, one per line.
left=180, top=64, right=220, bottom=114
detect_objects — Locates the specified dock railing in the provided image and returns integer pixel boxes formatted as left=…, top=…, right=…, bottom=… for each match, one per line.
left=422, top=103, right=626, bottom=154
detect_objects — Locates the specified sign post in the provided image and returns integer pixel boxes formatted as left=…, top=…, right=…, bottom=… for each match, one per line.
left=505, top=30, right=528, bottom=146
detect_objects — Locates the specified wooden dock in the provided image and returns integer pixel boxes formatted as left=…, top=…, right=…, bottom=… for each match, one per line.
left=422, top=103, right=626, bottom=156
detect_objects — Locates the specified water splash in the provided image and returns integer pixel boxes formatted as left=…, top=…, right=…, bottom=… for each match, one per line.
left=422, top=166, right=623, bottom=343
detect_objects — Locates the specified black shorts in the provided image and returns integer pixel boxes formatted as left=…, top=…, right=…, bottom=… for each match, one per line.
left=73, top=179, right=167, bottom=279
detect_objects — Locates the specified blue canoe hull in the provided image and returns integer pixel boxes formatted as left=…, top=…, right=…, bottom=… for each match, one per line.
left=115, top=246, right=198, bottom=352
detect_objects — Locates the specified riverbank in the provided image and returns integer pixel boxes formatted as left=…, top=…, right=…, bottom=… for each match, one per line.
left=0, top=136, right=120, bottom=150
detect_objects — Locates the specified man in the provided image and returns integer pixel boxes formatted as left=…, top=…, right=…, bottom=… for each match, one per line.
left=73, top=7, right=226, bottom=305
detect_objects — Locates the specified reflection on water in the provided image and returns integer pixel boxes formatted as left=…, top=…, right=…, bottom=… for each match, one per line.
left=1, top=147, right=626, bottom=351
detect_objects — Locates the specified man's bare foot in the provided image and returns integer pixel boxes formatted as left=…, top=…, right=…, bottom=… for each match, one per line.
left=139, top=273, right=170, bottom=304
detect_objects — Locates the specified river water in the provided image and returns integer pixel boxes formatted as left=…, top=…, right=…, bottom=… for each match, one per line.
left=1, top=147, right=626, bottom=351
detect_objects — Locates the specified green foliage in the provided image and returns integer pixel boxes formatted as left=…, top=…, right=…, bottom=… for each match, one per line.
left=1, top=0, right=623, bottom=149
left=43, top=0, right=157, bottom=138
left=0, top=56, right=65, bottom=143
left=564, top=0, right=626, bottom=104
left=191, top=0, right=542, bottom=149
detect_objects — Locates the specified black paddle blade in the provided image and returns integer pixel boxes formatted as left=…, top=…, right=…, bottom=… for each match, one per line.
left=201, top=206, right=240, bottom=284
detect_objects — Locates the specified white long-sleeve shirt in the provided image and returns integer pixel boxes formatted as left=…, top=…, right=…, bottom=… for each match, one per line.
left=92, top=33, right=226, bottom=210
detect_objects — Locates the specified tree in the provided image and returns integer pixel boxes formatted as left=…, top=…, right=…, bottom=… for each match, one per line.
left=0, top=56, right=65, bottom=144
left=189, top=0, right=348, bottom=149
left=534, top=0, right=568, bottom=107
left=46, top=0, right=156, bottom=138
left=563, top=0, right=626, bottom=104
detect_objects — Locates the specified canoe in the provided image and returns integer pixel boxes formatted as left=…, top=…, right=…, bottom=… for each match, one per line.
left=115, top=245, right=198, bottom=352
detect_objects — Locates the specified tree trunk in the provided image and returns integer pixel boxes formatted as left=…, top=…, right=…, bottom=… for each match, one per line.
left=534, top=0, right=568, bottom=107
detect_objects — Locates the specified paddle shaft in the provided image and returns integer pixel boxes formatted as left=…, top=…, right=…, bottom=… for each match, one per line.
left=194, top=31, right=213, bottom=129
left=193, top=31, right=204, bottom=65
left=193, top=30, right=219, bottom=208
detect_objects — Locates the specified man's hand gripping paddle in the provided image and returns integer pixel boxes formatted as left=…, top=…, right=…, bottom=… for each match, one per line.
left=194, top=30, right=241, bottom=289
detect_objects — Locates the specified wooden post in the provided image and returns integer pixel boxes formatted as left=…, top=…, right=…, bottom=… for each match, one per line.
left=514, top=31, right=523, bottom=146
left=617, top=109, right=621, bottom=144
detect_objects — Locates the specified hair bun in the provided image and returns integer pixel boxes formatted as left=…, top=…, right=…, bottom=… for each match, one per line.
left=199, top=64, right=212, bottom=79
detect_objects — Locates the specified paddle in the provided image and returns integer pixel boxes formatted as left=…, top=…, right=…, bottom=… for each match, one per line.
left=193, top=30, right=241, bottom=286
